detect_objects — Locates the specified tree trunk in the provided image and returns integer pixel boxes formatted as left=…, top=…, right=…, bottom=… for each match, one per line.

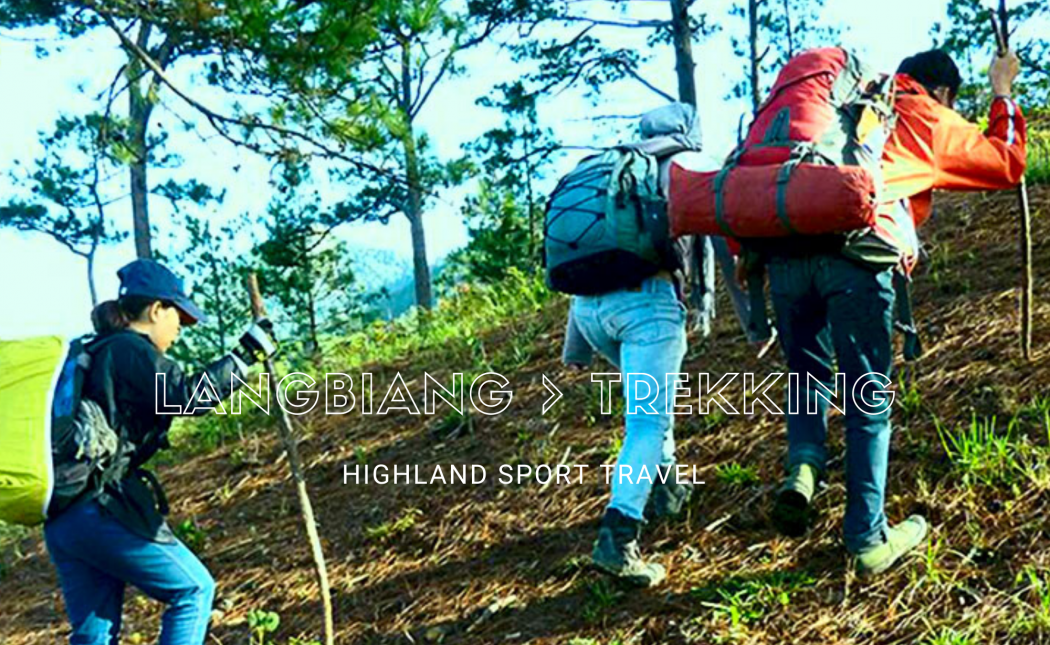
left=128, top=23, right=155, bottom=260
left=213, top=281, right=225, bottom=354
left=525, top=123, right=537, bottom=267
left=403, top=132, right=432, bottom=309
left=406, top=200, right=433, bottom=310
left=782, top=0, right=795, bottom=58
left=399, top=39, right=433, bottom=310
left=668, top=0, right=757, bottom=340
left=526, top=171, right=537, bottom=267
left=206, top=252, right=225, bottom=354
left=308, top=287, right=322, bottom=362
left=129, top=131, right=151, bottom=259
left=669, top=0, right=697, bottom=106
left=748, top=0, right=762, bottom=115
left=86, top=251, right=98, bottom=307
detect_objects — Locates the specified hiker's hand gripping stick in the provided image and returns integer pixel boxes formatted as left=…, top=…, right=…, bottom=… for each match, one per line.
left=988, top=12, right=1020, bottom=97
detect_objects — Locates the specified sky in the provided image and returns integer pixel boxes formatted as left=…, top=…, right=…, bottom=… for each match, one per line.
left=0, top=0, right=963, bottom=339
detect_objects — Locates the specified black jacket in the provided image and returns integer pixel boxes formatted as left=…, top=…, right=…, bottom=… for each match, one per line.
left=77, top=331, right=242, bottom=541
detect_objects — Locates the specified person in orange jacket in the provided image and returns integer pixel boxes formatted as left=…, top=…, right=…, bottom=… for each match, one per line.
left=864, top=49, right=1027, bottom=271
left=765, top=48, right=1025, bottom=577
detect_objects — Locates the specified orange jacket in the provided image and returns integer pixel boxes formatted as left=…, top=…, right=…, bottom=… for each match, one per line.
left=881, top=73, right=1028, bottom=228
left=727, top=74, right=1026, bottom=263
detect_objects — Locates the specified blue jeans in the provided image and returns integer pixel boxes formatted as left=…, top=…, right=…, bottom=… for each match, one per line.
left=570, top=276, right=688, bottom=521
left=767, top=254, right=896, bottom=553
left=44, top=499, right=215, bottom=645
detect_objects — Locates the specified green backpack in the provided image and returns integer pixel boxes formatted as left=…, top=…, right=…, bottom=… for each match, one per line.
left=0, top=335, right=117, bottom=525
left=544, top=103, right=703, bottom=295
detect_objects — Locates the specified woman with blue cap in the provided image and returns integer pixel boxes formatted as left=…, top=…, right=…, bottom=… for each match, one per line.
left=44, top=259, right=278, bottom=645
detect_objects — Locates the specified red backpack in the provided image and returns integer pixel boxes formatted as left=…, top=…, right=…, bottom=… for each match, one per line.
left=669, top=48, right=926, bottom=361
left=669, top=48, right=897, bottom=241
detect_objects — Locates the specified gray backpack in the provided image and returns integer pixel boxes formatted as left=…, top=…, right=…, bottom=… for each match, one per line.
left=544, top=103, right=702, bottom=295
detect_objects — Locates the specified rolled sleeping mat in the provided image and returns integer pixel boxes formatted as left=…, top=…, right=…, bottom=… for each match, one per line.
left=668, top=161, right=878, bottom=238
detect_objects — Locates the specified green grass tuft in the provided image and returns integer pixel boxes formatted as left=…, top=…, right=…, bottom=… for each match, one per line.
left=922, top=626, right=979, bottom=645
left=1010, top=565, right=1050, bottom=636
left=365, top=508, right=423, bottom=543
left=692, top=570, right=816, bottom=634
left=937, top=414, right=1021, bottom=487
left=714, top=462, right=760, bottom=488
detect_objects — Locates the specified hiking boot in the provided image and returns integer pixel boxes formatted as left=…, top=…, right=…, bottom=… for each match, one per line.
left=591, top=508, right=666, bottom=587
left=644, top=478, right=694, bottom=523
left=855, top=515, right=928, bottom=578
left=771, top=463, right=819, bottom=538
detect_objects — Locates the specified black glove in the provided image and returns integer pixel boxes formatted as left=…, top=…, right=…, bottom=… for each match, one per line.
left=234, top=318, right=279, bottom=364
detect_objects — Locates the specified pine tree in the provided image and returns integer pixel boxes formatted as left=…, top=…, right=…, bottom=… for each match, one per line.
left=0, top=114, right=128, bottom=304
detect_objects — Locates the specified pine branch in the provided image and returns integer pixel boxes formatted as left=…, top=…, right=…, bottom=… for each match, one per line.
left=90, top=5, right=416, bottom=190
left=556, top=15, right=671, bottom=29
left=619, top=62, right=676, bottom=102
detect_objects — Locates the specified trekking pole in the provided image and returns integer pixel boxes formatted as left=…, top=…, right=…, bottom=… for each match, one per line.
left=245, top=273, right=335, bottom=645
left=991, top=2, right=1034, bottom=360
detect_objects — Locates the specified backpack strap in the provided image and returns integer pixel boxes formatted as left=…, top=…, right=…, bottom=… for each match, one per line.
left=713, top=165, right=736, bottom=237
left=773, top=142, right=815, bottom=235
left=763, top=107, right=792, bottom=144
left=713, top=146, right=747, bottom=238
left=829, top=50, right=870, bottom=108
left=85, top=334, right=137, bottom=493
left=775, top=161, right=802, bottom=235
left=137, top=468, right=170, bottom=516
left=893, top=271, right=923, bottom=361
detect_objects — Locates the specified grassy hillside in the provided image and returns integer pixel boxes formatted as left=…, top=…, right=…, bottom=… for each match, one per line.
left=1, top=188, right=1048, bottom=645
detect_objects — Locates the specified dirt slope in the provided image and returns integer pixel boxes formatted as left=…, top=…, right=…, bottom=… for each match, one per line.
left=2, top=187, right=1049, bottom=645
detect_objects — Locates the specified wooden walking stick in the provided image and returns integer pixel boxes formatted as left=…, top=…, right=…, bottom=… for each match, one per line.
left=991, top=1, right=1034, bottom=360
left=246, top=273, right=335, bottom=645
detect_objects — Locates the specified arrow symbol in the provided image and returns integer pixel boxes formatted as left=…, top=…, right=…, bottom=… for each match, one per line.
left=542, top=375, right=563, bottom=415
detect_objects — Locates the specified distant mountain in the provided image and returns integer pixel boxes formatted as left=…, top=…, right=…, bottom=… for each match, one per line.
left=347, top=247, right=411, bottom=293
left=347, top=246, right=450, bottom=320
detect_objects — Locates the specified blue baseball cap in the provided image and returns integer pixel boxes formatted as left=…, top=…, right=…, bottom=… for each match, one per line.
left=117, top=259, right=208, bottom=325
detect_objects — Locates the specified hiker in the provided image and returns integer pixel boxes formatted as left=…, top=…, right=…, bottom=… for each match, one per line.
left=43, top=259, right=278, bottom=645
left=551, top=103, right=737, bottom=587
left=745, top=49, right=1026, bottom=576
